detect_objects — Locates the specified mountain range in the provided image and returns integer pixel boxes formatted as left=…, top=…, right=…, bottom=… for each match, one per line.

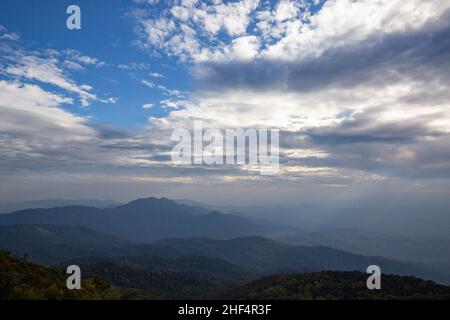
left=3, top=250, right=449, bottom=300
left=0, top=223, right=448, bottom=284
left=0, top=199, right=121, bottom=214
left=0, top=196, right=449, bottom=300
left=0, top=197, right=270, bottom=243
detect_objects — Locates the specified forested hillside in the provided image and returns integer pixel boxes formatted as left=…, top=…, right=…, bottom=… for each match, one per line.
left=3, top=251, right=450, bottom=300
left=0, top=251, right=120, bottom=300
left=232, top=271, right=450, bottom=300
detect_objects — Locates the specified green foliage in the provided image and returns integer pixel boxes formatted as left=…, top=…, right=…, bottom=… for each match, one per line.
left=62, top=256, right=247, bottom=299
left=2, top=250, right=450, bottom=300
left=0, top=251, right=120, bottom=300
left=232, top=271, right=450, bottom=300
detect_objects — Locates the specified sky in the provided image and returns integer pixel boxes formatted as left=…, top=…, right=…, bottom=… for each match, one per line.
left=1, top=0, right=450, bottom=206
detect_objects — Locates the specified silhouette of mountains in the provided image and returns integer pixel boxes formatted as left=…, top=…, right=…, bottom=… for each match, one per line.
left=4, top=197, right=446, bottom=279
left=0, top=197, right=268, bottom=242
left=0, top=225, right=133, bottom=264
left=0, top=224, right=448, bottom=284
left=0, top=199, right=121, bottom=214
left=1, top=196, right=450, bottom=289
left=150, top=237, right=450, bottom=283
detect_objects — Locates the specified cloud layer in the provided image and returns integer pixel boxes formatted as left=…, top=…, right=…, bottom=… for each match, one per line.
left=133, top=0, right=450, bottom=182
left=2, top=1, right=450, bottom=204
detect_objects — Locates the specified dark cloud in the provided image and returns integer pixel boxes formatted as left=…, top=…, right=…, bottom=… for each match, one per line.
left=198, top=10, right=450, bottom=93
left=91, top=124, right=132, bottom=140
left=306, top=110, right=443, bottom=145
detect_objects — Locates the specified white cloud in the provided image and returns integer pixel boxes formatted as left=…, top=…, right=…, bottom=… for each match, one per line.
left=142, top=18, right=177, bottom=48
left=5, top=55, right=98, bottom=107
left=64, top=49, right=107, bottom=68
left=0, top=24, right=20, bottom=41
left=63, top=60, right=85, bottom=71
left=125, top=0, right=450, bottom=181
left=263, top=0, right=450, bottom=60
left=2, top=0, right=450, bottom=191
left=133, top=0, right=160, bottom=4
left=0, top=32, right=20, bottom=41
left=149, top=72, right=164, bottom=78
left=133, top=0, right=450, bottom=64
left=104, top=97, right=119, bottom=104
left=141, top=79, right=156, bottom=88
left=0, top=80, right=167, bottom=176
left=230, top=35, right=260, bottom=61
left=171, top=5, right=191, bottom=21
left=134, top=0, right=261, bottom=61
left=194, top=0, right=260, bottom=36
left=274, top=0, right=299, bottom=22
left=159, top=98, right=194, bottom=109
left=118, top=62, right=150, bottom=70
left=0, top=80, right=93, bottom=141
left=141, top=78, right=187, bottom=97
left=0, top=40, right=117, bottom=107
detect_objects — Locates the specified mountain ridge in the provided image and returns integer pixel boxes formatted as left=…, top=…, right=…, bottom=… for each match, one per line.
left=0, top=197, right=268, bottom=243
left=0, top=199, right=121, bottom=214
left=1, top=224, right=448, bottom=284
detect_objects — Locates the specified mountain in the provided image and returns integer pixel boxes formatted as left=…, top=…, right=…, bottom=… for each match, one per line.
left=0, top=197, right=269, bottom=242
left=0, top=225, right=134, bottom=264
left=174, top=199, right=214, bottom=214
left=231, top=271, right=450, bottom=300
left=1, top=224, right=448, bottom=284
left=230, top=204, right=450, bottom=241
left=0, top=196, right=448, bottom=285
left=0, top=199, right=121, bottom=214
left=74, top=254, right=251, bottom=280
left=274, top=227, right=450, bottom=277
left=3, top=197, right=446, bottom=278
left=150, top=236, right=450, bottom=284
left=57, top=255, right=248, bottom=299
left=3, top=246, right=449, bottom=300
left=0, top=250, right=121, bottom=300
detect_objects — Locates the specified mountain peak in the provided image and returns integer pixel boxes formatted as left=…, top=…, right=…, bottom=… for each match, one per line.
left=122, top=197, right=176, bottom=208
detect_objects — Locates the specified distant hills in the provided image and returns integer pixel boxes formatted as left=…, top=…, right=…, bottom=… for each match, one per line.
left=0, top=225, right=133, bottom=264
left=0, top=199, right=121, bottom=214
left=149, top=237, right=450, bottom=283
left=3, top=196, right=443, bottom=279
left=0, top=197, right=268, bottom=242
left=0, top=224, right=448, bottom=284
left=1, top=196, right=450, bottom=300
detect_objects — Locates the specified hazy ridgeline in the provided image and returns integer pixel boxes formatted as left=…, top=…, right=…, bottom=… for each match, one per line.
left=0, top=197, right=449, bottom=300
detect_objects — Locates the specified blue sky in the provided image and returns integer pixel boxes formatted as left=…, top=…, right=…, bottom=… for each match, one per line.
left=1, top=0, right=450, bottom=206
left=0, top=0, right=193, bottom=129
